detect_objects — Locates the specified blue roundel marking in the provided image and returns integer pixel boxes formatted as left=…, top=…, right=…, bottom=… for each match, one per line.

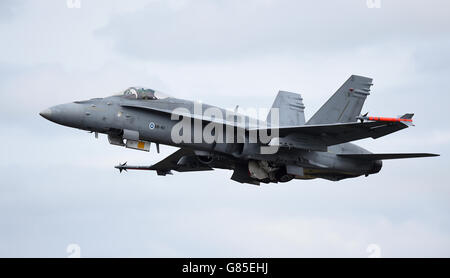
left=149, top=122, right=156, bottom=130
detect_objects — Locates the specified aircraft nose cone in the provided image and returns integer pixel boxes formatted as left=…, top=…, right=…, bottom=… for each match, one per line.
left=39, top=108, right=52, bottom=120
left=40, top=103, right=85, bottom=128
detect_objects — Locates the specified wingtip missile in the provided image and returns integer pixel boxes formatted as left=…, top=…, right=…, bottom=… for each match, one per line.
left=356, top=113, right=414, bottom=126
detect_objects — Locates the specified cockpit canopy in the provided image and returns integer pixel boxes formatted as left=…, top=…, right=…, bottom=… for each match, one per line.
left=118, top=87, right=169, bottom=100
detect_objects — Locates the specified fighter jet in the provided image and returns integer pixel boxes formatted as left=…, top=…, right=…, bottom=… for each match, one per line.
left=40, top=75, right=438, bottom=185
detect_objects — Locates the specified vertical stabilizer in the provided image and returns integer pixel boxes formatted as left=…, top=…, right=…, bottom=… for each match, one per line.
left=266, top=91, right=305, bottom=126
left=307, top=75, right=373, bottom=125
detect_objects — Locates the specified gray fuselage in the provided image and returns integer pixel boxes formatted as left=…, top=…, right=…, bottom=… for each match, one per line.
left=40, top=93, right=382, bottom=183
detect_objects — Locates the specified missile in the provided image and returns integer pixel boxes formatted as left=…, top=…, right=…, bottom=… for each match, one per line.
left=115, top=162, right=168, bottom=174
left=356, top=113, right=414, bottom=126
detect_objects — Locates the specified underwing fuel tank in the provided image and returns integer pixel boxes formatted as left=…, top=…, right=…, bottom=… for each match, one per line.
left=107, top=129, right=151, bottom=152
left=125, top=140, right=150, bottom=152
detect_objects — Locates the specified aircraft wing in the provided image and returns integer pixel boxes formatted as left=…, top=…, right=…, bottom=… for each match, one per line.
left=253, top=120, right=410, bottom=146
left=123, top=102, right=412, bottom=147
left=337, top=153, right=439, bottom=160
left=115, top=148, right=213, bottom=175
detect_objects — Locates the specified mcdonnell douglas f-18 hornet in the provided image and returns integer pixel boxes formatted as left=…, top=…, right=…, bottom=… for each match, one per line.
left=40, top=75, right=438, bottom=185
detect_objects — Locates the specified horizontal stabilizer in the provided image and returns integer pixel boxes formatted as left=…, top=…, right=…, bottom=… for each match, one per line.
left=338, top=153, right=439, bottom=160
left=251, top=120, right=410, bottom=146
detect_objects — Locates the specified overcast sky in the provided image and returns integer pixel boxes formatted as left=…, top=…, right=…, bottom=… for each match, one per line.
left=1, top=0, right=449, bottom=257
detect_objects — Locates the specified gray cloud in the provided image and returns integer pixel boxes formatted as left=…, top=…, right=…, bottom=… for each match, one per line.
left=0, top=0, right=449, bottom=257
left=97, top=0, right=450, bottom=61
left=0, top=0, right=24, bottom=22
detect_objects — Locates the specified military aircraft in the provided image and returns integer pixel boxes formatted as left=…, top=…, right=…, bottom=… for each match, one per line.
left=40, top=75, right=438, bottom=185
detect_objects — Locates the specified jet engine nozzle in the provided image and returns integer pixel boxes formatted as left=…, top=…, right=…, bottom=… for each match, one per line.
left=369, top=160, right=383, bottom=174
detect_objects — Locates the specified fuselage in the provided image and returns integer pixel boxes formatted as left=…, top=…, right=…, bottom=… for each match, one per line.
left=40, top=90, right=382, bottom=183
